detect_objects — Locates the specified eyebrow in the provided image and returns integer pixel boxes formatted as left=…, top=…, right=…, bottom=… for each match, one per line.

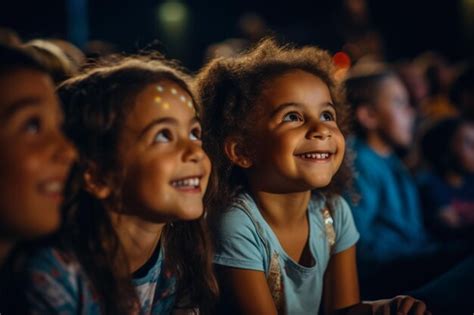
left=270, top=102, right=303, bottom=117
left=139, top=116, right=200, bottom=138
left=0, top=97, right=42, bottom=122
left=270, top=101, right=335, bottom=117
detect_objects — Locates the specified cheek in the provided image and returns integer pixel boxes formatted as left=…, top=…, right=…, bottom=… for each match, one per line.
left=271, top=134, right=299, bottom=167
left=201, top=156, right=212, bottom=192
left=135, top=157, right=175, bottom=194
left=384, top=112, right=412, bottom=140
left=0, top=146, right=40, bottom=187
left=334, top=131, right=346, bottom=167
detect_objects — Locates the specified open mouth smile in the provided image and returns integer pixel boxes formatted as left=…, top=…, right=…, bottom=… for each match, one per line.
left=295, top=151, right=333, bottom=161
left=170, top=176, right=202, bottom=192
left=38, top=178, right=66, bottom=202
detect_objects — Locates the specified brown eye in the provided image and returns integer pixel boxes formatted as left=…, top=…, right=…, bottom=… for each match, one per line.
left=190, top=127, right=202, bottom=141
left=154, top=129, right=172, bottom=143
left=320, top=111, right=335, bottom=122
left=282, top=112, right=303, bottom=122
left=24, top=116, right=41, bottom=134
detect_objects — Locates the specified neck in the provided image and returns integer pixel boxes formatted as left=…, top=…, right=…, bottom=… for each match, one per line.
left=250, top=187, right=311, bottom=229
left=366, top=133, right=392, bottom=156
left=109, top=212, right=164, bottom=273
left=0, top=239, right=15, bottom=268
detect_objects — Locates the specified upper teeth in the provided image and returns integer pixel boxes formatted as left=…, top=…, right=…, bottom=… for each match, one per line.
left=171, top=177, right=200, bottom=188
left=43, top=181, right=63, bottom=193
left=300, top=153, right=330, bottom=159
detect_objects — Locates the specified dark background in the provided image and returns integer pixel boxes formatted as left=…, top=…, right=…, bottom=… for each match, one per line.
left=1, top=0, right=473, bottom=70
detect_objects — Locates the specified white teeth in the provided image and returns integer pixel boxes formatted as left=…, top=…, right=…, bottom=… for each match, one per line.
left=171, top=177, right=200, bottom=188
left=42, top=181, right=63, bottom=193
left=300, top=153, right=330, bottom=160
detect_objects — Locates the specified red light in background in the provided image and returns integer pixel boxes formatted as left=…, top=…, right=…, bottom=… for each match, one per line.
left=333, top=51, right=351, bottom=69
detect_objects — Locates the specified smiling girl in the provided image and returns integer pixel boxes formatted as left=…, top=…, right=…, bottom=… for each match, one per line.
left=197, top=39, right=429, bottom=315
left=22, top=56, right=217, bottom=314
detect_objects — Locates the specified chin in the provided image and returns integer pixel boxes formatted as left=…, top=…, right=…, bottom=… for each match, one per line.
left=177, top=207, right=204, bottom=221
left=306, top=176, right=333, bottom=189
left=26, top=220, right=60, bottom=240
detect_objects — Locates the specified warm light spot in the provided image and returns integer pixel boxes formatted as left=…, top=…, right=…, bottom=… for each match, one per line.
left=333, top=52, right=351, bottom=69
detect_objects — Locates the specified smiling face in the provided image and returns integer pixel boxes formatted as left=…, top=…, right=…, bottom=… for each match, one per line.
left=243, top=70, right=345, bottom=193
left=117, top=80, right=211, bottom=222
left=0, top=69, right=77, bottom=240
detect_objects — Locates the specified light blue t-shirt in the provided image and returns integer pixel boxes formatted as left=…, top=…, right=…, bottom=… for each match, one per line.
left=25, top=246, right=176, bottom=314
left=213, top=192, right=359, bottom=315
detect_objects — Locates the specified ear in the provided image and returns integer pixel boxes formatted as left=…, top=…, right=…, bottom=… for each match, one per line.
left=83, top=167, right=112, bottom=200
left=224, top=136, right=253, bottom=169
left=355, top=104, right=379, bottom=130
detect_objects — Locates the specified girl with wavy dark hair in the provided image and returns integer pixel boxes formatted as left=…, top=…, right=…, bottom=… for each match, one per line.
left=23, top=55, right=218, bottom=314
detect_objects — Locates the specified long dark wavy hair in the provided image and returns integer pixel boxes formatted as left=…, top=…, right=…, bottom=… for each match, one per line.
left=196, top=38, right=352, bottom=225
left=56, top=55, right=218, bottom=314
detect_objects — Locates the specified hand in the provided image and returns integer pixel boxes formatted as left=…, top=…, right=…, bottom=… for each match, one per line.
left=370, top=295, right=431, bottom=315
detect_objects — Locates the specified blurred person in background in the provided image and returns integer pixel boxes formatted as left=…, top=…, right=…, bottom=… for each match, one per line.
left=0, top=43, right=76, bottom=312
left=344, top=63, right=468, bottom=299
left=23, top=39, right=81, bottom=85
left=418, top=117, right=474, bottom=241
left=449, top=65, right=474, bottom=120
left=0, top=26, right=21, bottom=46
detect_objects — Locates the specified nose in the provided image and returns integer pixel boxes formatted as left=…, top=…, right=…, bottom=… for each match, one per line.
left=52, top=131, right=77, bottom=165
left=182, top=140, right=206, bottom=163
left=306, top=121, right=332, bottom=140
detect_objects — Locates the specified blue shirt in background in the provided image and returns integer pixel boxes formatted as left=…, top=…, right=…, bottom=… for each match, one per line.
left=347, top=137, right=437, bottom=266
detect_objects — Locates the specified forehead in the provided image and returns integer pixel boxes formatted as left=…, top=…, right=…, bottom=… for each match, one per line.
left=127, top=80, right=197, bottom=125
left=0, top=69, right=56, bottom=112
left=377, top=76, right=407, bottom=96
left=259, top=70, right=332, bottom=106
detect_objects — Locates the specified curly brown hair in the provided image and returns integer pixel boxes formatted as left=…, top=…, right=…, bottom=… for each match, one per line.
left=57, top=55, right=217, bottom=314
left=196, top=38, right=352, bottom=220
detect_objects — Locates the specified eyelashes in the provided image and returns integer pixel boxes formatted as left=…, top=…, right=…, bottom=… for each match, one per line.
left=281, top=110, right=336, bottom=123
left=152, top=127, right=202, bottom=144
left=189, top=127, right=202, bottom=141
left=282, top=112, right=303, bottom=122
left=23, top=116, right=41, bottom=134
left=320, top=111, right=336, bottom=121
left=154, top=129, right=172, bottom=143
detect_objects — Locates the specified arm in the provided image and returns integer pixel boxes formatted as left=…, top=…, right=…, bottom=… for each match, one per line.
left=323, top=245, right=364, bottom=315
left=215, top=265, right=278, bottom=315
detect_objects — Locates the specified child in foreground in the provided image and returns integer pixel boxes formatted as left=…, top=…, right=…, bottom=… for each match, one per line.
left=197, top=39, right=430, bottom=315
left=24, top=56, right=218, bottom=314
